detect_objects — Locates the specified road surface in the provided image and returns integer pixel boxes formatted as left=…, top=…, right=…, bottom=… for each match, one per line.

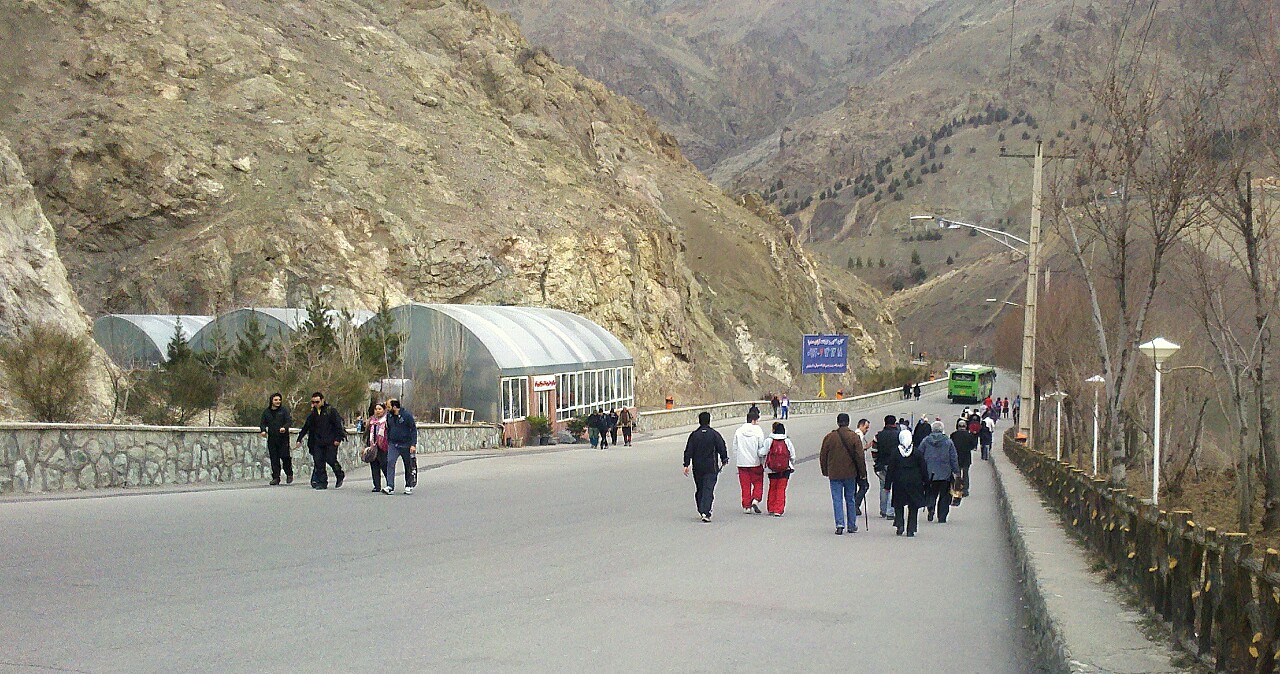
left=0, top=386, right=1039, bottom=672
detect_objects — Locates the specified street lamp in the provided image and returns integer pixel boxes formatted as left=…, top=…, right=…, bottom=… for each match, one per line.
left=1139, top=338, right=1181, bottom=505
left=1086, top=375, right=1105, bottom=476
left=1045, top=390, right=1069, bottom=461
left=917, top=211, right=1040, bottom=447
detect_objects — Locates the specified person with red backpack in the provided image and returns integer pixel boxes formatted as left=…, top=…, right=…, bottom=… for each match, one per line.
left=762, top=422, right=797, bottom=516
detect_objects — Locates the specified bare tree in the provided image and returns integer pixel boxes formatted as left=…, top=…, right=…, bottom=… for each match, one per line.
left=1052, top=62, right=1220, bottom=486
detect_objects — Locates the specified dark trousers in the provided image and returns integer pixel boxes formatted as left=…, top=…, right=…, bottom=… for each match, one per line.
left=959, top=465, right=971, bottom=495
left=370, top=454, right=386, bottom=489
left=267, top=436, right=293, bottom=480
left=610, top=427, right=619, bottom=446
left=927, top=480, right=952, bottom=522
left=693, top=471, right=718, bottom=516
left=854, top=478, right=870, bottom=514
left=311, top=449, right=344, bottom=486
left=622, top=426, right=633, bottom=445
left=1012, top=408, right=1021, bottom=425
left=894, top=505, right=920, bottom=534
left=599, top=428, right=610, bottom=449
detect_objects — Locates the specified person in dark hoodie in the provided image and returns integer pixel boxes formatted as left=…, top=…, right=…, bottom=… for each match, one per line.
left=683, top=411, right=729, bottom=522
left=871, top=415, right=909, bottom=519
left=950, top=418, right=978, bottom=497
left=912, top=416, right=932, bottom=449
left=296, top=391, right=346, bottom=489
left=259, top=393, right=293, bottom=485
left=921, top=421, right=960, bottom=523
left=383, top=399, right=417, bottom=495
left=885, top=423, right=930, bottom=537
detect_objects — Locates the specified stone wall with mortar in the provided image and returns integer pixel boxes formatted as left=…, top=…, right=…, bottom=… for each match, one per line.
left=0, top=423, right=501, bottom=495
left=637, top=378, right=949, bottom=433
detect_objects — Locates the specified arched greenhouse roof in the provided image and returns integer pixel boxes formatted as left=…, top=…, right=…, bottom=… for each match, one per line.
left=392, top=303, right=633, bottom=376
left=93, top=314, right=213, bottom=367
left=189, top=307, right=375, bottom=353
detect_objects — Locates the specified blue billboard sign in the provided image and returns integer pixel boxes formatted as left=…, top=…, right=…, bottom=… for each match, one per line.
left=801, top=334, right=849, bottom=374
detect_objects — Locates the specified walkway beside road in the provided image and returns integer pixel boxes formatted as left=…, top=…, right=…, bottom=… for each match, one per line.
left=991, top=373, right=1188, bottom=673
left=0, top=387, right=1040, bottom=672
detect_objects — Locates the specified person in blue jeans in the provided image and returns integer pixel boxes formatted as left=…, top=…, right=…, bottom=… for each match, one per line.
left=383, top=399, right=418, bottom=495
left=819, top=413, right=868, bottom=535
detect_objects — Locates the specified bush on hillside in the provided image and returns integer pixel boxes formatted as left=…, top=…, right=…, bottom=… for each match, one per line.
left=0, top=323, right=94, bottom=422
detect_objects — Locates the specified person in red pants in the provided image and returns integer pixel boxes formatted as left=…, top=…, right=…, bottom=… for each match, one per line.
left=764, top=422, right=797, bottom=516
left=732, top=411, right=767, bottom=513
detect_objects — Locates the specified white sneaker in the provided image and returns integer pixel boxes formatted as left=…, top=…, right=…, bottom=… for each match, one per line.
left=404, top=486, right=414, bottom=495
left=382, top=486, right=393, bottom=495
left=743, top=507, right=752, bottom=514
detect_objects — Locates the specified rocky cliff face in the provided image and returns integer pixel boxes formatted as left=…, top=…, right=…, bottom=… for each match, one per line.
left=0, top=0, right=900, bottom=404
left=0, top=132, right=110, bottom=416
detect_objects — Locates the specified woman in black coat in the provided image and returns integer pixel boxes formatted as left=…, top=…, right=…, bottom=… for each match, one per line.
left=885, top=442, right=929, bottom=537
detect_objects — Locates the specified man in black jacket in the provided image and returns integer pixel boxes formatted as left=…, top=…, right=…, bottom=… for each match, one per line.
left=296, top=391, right=346, bottom=489
left=950, top=419, right=978, bottom=497
left=259, top=392, right=293, bottom=485
left=871, top=415, right=903, bottom=519
left=682, top=412, right=728, bottom=522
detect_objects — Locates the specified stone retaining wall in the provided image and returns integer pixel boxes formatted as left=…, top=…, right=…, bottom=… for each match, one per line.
left=637, top=378, right=949, bottom=432
left=0, top=422, right=501, bottom=495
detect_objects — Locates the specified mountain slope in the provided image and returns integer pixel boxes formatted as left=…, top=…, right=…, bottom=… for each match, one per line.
left=0, top=0, right=899, bottom=403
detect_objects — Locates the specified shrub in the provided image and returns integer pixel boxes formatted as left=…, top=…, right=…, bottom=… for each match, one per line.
left=0, top=323, right=94, bottom=422
left=527, top=415, right=552, bottom=437
left=566, top=416, right=587, bottom=438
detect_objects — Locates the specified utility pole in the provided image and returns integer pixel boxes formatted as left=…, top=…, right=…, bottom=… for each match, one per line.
left=1000, top=139, right=1076, bottom=446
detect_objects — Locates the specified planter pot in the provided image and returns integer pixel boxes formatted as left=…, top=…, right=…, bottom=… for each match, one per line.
left=538, top=435, right=552, bottom=446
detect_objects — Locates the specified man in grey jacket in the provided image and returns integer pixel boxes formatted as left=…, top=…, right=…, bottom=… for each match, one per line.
left=920, top=420, right=960, bottom=523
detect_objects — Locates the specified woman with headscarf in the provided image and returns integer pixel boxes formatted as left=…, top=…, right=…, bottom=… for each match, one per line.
left=762, top=421, right=797, bottom=516
left=364, top=401, right=389, bottom=493
left=885, top=422, right=930, bottom=537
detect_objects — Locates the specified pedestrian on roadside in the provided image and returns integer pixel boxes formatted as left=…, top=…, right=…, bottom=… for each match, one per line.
left=819, top=413, right=868, bottom=535
left=608, top=408, right=620, bottom=447
left=762, top=421, right=797, bottom=516
left=855, top=418, right=872, bottom=514
left=979, top=414, right=994, bottom=461
left=902, top=383, right=912, bottom=400
left=749, top=402, right=761, bottom=420
left=885, top=424, right=929, bottom=537
left=1001, top=397, right=1010, bottom=419
left=950, top=418, right=977, bottom=497
left=1012, top=397, right=1021, bottom=425
left=770, top=394, right=781, bottom=419
left=870, top=415, right=903, bottom=519
left=733, top=410, right=768, bottom=514
left=780, top=393, right=790, bottom=419
left=383, top=399, right=417, bottom=495
left=913, top=383, right=922, bottom=401
left=259, top=392, right=293, bottom=486
left=296, top=391, right=346, bottom=490
left=364, top=401, right=388, bottom=492
left=595, top=409, right=611, bottom=450
left=587, top=410, right=601, bottom=448
left=921, top=421, right=960, bottom=523
left=683, top=411, right=728, bottom=522
left=618, top=406, right=635, bottom=446
left=912, top=416, right=932, bottom=449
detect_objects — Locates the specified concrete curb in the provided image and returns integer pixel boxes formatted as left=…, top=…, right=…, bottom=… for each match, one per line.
left=991, top=447, right=1074, bottom=673
left=990, top=439, right=1190, bottom=674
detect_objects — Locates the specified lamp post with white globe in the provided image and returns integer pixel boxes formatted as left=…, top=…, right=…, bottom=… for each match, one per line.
left=1086, top=375, right=1105, bottom=476
left=1139, top=338, right=1181, bottom=505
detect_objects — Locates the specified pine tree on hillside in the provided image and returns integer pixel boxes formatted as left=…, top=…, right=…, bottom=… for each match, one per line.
left=230, top=314, right=270, bottom=375
left=166, top=317, right=193, bottom=363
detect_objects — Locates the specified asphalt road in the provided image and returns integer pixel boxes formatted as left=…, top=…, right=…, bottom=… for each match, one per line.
left=0, top=387, right=1039, bottom=673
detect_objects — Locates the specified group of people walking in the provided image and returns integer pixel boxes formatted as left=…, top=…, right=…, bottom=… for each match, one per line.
left=258, top=391, right=418, bottom=494
left=587, top=408, right=634, bottom=449
left=900, top=383, right=922, bottom=401
left=682, top=409, right=986, bottom=537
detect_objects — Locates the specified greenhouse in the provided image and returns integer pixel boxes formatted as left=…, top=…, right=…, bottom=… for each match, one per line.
left=387, top=303, right=634, bottom=438
left=189, top=307, right=374, bottom=354
left=93, top=314, right=213, bottom=368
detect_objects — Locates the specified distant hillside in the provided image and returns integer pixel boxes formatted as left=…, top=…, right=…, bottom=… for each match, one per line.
left=0, top=0, right=901, bottom=404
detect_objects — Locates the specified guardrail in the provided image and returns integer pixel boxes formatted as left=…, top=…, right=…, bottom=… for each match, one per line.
left=637, top=377, right=950, bottom=432
left=1004, top=430, right=1278, bottom=672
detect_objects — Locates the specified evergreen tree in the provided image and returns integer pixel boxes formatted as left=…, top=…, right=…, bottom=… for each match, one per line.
left=878, top=258, right=886, bottom=268
left=230, top=314, right=270, bottom=376
left=946, top=255, right=954, bottom=265
left=360, top=294, right=404, bottom=378
left=910, top=249, right=922, bottom=265
left=299, top=295, right=339, bottom=356
left=166, top=317, right=193, bottom=363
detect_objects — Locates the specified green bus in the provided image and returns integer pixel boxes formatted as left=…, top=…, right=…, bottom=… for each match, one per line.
left=948, top=364, right=997, bottom=403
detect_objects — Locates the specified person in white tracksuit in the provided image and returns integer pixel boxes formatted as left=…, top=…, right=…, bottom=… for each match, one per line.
left=732, top=411, right=768, bottom=514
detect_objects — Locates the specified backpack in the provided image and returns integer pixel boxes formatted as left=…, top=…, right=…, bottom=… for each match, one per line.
left=765, top=438, right=791, bottom=472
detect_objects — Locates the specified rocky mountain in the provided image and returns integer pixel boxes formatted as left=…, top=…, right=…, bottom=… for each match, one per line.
left=484, top=0, right=934, bottom=169
left=0, top=0, right=900, bottom=405
left=0, top=132, right=111, bottom=415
